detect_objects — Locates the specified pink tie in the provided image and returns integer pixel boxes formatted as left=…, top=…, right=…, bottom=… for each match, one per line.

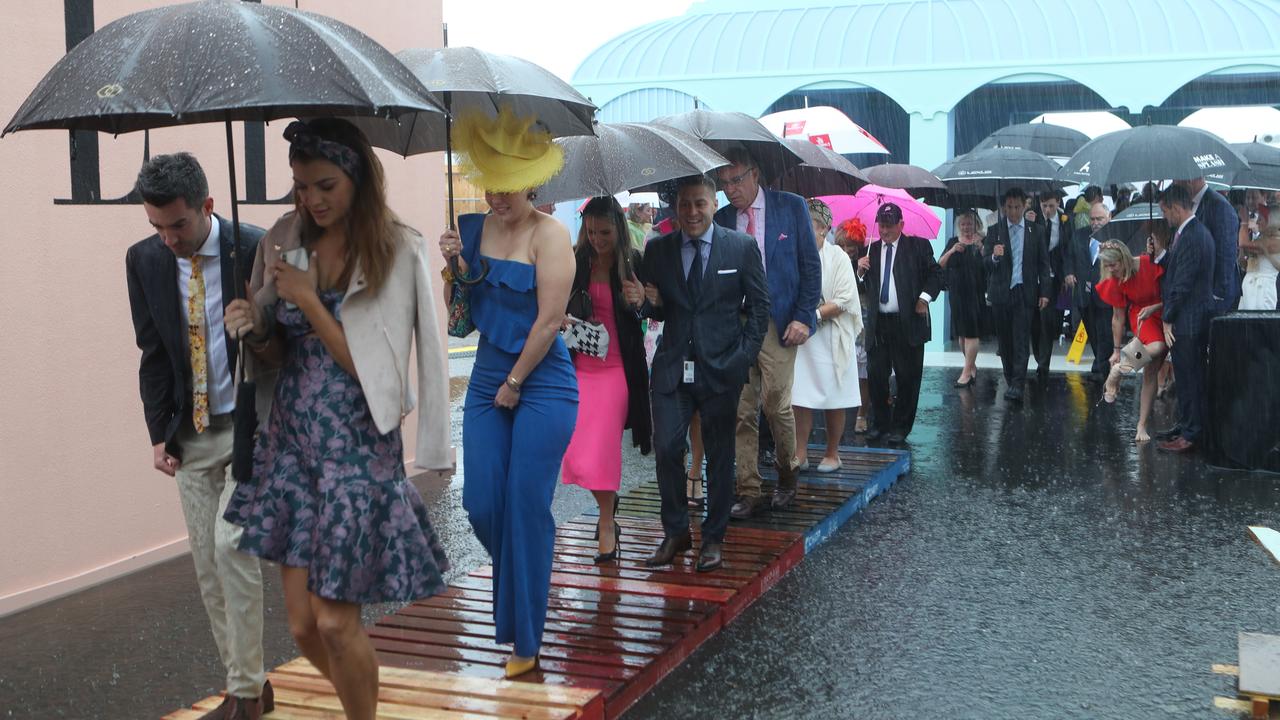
left=745, top=208, right=757, bottom=237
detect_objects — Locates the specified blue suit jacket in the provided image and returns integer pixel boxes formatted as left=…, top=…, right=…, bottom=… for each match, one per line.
left=1195, top=187, right=1241, bottom=311
left=640, top=224, right=770, bottom=394
left=715, top=189, right=821, bottom=340
left=1161, top=217, right=1215, bottom=336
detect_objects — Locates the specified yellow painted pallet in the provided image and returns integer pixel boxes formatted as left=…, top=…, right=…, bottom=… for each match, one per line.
left=163, top=659, right=604, bottom=720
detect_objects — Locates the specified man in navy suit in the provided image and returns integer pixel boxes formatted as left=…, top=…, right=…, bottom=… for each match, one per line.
left=855, top=203, right=944, bottom=443
left=1156, top=184, right=1216, bottom=454
left=984, top=187, right=1051, bottom=402
left=625, top=174, right=770, bottom=572
left=713, top=149, right=821, bottom=516
left=1174, top=177, right=1239, bottom=313
left=1029, top=191, right=1071, bottom=379
left=125, top=153, right=271, bottom=719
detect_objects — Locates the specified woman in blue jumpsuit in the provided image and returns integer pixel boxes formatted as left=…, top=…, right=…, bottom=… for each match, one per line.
left=438, top=111, right=578, bottom=677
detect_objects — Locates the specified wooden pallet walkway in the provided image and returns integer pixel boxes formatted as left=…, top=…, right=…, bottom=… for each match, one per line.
left=164, top=445, right=909, bottom=719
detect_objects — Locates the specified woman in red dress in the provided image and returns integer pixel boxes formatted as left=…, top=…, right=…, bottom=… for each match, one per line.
left=1096, top=236, right=1167, bottom=442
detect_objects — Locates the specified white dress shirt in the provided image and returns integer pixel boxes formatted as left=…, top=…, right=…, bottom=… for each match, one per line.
left=177, top=215, right=234, bottom=415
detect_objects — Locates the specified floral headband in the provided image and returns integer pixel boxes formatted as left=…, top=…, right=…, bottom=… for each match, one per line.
left=807, top=198, right=832, bottom=228
left=284, top=121, right=363, bottom=184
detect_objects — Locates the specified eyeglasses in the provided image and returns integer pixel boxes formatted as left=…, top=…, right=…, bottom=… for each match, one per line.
left=720, top=170, right=755, bottom=188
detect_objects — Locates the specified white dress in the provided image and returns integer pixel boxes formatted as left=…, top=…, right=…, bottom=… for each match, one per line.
left=1239, top=252, right=1280, bottom=310
left=793, top=244, right=863, bottom=409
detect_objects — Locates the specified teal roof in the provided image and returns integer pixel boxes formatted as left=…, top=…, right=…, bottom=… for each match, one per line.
left=573, top=0, right=1280, bottom=116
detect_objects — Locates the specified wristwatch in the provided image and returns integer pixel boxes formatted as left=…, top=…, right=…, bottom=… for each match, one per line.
left=505, top=375, right=523, bottom=392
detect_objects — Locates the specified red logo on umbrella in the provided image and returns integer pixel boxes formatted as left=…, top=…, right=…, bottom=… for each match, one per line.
left=809, top=134, right=833, bottom=150
left=783, top=120, right=807, bottom=137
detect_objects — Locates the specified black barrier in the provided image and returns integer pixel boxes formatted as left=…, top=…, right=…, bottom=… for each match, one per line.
left=1205, top=310, right=1280, bottom=473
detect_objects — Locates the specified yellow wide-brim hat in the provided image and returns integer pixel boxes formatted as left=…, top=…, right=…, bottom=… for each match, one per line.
left=452, top=105, right=564, bottom=193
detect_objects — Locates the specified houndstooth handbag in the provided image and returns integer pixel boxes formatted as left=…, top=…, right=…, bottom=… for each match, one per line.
left=562, top=318, right=610, bottom=360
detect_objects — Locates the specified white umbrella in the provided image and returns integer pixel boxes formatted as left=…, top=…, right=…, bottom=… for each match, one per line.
left=758, top=106, right=889, bottom=155
left=1178, top=106, right=1280, bottom=144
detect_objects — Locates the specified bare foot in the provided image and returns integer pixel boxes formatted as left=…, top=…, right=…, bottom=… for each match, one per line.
left=1134, top=429, right=1150, bottom=443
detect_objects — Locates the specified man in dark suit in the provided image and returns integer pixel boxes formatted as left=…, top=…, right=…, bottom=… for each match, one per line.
left=1174, top=176, right=1240, bottom=312
left=1156, top=185, right=1216, bottom=454
left=1029, top=191, right=1071, bottom=379
left=712, top=148, right=821, bottom=516
left=855, top=203, right=943, bottom=442
left=1063, top=202, right=1115, bottom=380
left=125, top=153, right=271, bottom=720
left=624, top=174, right=769, bottom=572
left=984, top=187, right=1051, bottom=403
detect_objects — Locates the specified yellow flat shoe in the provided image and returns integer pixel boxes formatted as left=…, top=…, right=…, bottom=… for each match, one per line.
left=505, top=654, right=539, bottom=678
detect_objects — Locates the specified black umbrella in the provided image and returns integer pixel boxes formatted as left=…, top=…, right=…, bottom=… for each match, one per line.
left=974, top=122, right=1090, bottom=158
left=3, top=0, right=442, bottom=134
left=932, top=147, right=1066, bottom=208
left=774, top=138, right=869, bottom=197
left=864, top=163, right=949, bottom=206
left=534, top=122, right=728, bottom=206
left=349, top=45, right=597, bottom=156
left=1056, top=125, right=1250, bottom=187
left=1207, top=142, right=1280, bottom=191
left=652, top=109, right=803, bottom=183
left=1095, top=203, right=1162, bottom=252
left=3, top=0, right=446, bottom=482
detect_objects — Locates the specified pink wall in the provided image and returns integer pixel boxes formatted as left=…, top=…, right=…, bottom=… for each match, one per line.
left=0, top=0, right=447, bottom=616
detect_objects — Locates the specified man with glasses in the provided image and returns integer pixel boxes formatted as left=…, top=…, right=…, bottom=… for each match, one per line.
left=713, top=148, right=821, bottom=517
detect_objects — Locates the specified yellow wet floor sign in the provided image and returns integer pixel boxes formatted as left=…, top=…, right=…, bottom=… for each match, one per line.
left=1066, top=321, right=1088, bottom=364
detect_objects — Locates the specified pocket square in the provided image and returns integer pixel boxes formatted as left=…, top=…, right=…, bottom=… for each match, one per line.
left=717, top=268, right=738, bottom=275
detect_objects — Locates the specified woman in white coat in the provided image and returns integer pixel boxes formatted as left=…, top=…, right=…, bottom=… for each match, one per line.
left=792, top=198, right=864, bottom=473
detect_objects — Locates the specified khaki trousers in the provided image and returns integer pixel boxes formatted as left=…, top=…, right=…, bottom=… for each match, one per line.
left=173, top=415, right=266, bottom=698
left=735, top=320, right=799, bottom=497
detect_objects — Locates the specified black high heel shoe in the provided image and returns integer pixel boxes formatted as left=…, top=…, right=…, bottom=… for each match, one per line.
left=594, top=495, right=621, bottom=540
left=594, top=521, right=622, bottom=564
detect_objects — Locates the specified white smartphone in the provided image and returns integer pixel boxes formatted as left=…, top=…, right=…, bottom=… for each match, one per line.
left=280, top=247, right=309, bottom=309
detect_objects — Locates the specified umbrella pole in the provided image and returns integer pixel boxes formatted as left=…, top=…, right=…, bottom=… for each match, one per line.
left=225, top=119, right=244, bottom=296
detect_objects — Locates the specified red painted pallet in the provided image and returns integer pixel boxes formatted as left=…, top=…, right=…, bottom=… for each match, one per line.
left=164, top=446, right=906, bottom=719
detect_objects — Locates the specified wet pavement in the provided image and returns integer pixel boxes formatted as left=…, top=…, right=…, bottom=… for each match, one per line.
left=2, top=358, right=1278, bottom=719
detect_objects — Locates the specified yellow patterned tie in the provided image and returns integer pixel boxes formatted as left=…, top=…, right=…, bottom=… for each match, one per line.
left=188, top=255, right=209, bottom=433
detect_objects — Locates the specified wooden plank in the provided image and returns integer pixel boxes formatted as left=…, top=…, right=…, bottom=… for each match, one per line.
left=1249, top=526, right=1280, bottom=567
left=268, top=672, right=578, bottom=720
left=1215, top=663, right=1241, bottom=675
left=270, top=685, right=497, bottom=720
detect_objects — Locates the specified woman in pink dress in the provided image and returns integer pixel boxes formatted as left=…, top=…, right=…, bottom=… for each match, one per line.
left=561, top=197, right=652, bottom=562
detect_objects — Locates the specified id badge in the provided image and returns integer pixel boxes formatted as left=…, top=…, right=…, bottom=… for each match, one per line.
left=682, top=360, right=696, bottom=384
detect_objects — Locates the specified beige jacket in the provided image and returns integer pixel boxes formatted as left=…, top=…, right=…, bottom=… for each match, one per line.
left=247, top=212, right=451, bottom=471
left=818, top=242, right=864, bottom=388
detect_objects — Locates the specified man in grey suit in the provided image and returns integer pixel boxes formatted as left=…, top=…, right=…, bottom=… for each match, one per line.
left=623, top=174, right=770, bottom=573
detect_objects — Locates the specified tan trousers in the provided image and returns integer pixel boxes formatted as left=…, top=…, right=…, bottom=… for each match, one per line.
left=735, top=320, right=799, bottom=497
left=173, top=415, right=266, bottom=698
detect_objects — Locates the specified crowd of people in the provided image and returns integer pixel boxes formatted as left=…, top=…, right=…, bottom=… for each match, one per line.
left=121, top=108, right=1279, bottom=718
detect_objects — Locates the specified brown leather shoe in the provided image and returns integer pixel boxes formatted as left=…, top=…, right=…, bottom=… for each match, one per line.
left=771, top=488, right=797, bottom=510
left=730, top=495, right=765, bottom=520
left=644, top=533, right=692, bottom=567
left=696, top=542, right=723, bottom=572
left=1157, top=436, right=1195, bottom=454
left=198, top=681, right=272, bottom=720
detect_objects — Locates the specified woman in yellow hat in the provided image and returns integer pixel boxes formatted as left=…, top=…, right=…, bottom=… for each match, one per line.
left=438, top=107, right=578, bottom=678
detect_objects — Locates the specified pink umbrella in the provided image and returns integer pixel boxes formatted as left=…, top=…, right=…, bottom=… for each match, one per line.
left=817, top=185, right=941, bottom=240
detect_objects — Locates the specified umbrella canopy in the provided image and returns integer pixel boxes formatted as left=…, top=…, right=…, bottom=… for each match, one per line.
left=1056, top=125, right=1250, bottom=187
left=758, top=106, right=889, bottom=155
left=818, top=186, right=942, bottom=241
left=775, top=138, right=870, bottom=197
left=349, top=45, right=596, bottom=156
left=933, top=147, right=1066, bottom=206
left=534, top=122, right=728, bottom=206
left=1095, top=203, right=1164, bottom=252
left=4, top=0, right=444, bottom=135
left=864, top=163, right=948, bottom=206
left=1207, top=142, right=1280, bottom=191
left=974, top=122, right=1090, bottom=158
left=652, top=109, right=802, bottom=183
left=1178, top=106, right=1280, bottom=144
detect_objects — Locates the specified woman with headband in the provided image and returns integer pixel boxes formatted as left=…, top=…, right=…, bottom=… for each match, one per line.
left=223, top=118, right=451, bottom=719
left=1095, top=234, right=1167, bottom=442
left=438, top=107, right=578, bottom=678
